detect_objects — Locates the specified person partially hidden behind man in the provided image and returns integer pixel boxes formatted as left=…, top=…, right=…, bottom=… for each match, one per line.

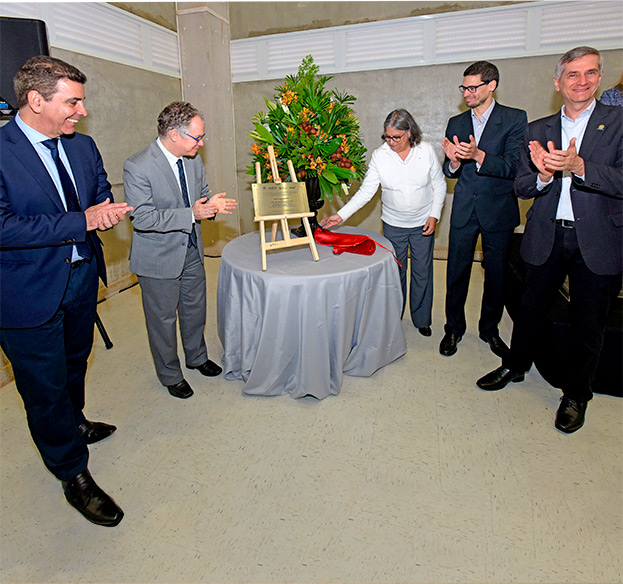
left=440, top=61, right=527, bottom=359
left=124, top=102, right=237, bottom=399
left=0, top=56, right=132, bottom=525
left=477, top=47, right=622, bottom=434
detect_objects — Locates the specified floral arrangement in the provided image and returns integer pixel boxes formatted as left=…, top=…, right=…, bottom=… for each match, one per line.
left=247, top=55, right=367, bottom=201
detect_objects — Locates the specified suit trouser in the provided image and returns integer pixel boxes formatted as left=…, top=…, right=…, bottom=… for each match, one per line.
left=382, top=222, right=435, bottom=328
left=0, top=259, right=98, bottom=481
left=445, top=211, right=513, bottom=337
left=503, top=224, right=621, bottom=402
left=138, top=245, right=208, bottom=386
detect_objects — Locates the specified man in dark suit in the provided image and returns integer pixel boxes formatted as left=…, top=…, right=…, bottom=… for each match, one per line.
left=0, top=56, right=132, bottom=525
left=477, top=47, right=622, bottom=434
left=440, top=61, right=528, bottom=358
left=123, top=102, right=236, bottom=399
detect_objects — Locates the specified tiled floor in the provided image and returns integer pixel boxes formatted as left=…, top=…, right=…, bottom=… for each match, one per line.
left=1, top=258, right=621, bottom=584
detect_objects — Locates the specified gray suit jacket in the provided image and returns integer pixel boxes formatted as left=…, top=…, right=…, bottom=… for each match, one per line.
left=123, top=140, right=211, bottom=278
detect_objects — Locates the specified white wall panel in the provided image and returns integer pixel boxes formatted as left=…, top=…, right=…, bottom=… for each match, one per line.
left=0, top=2, right=180, bottom=77
left=230, top=0, right=623, bottom=82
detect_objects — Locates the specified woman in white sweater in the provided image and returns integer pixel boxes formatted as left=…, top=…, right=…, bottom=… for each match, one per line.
left=321, top=109, right=446, bottom=336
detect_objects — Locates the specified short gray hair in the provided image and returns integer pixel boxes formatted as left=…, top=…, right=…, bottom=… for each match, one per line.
left=382, top=109, right=422, bottom=147
left=555, top=46, right=603, bottom=79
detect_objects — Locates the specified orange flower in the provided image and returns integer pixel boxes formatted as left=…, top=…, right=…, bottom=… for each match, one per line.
left=280, top=89, right=297, bottom=106
left=252, top=144, right=260, bottom=155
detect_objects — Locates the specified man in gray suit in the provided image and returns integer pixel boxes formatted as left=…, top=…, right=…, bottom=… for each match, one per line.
left=124, top=101, right=237, bottom=398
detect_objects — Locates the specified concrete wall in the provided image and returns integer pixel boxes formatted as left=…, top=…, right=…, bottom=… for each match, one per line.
left=177, top=2, right=241, bottom=254
left=52, top=47, right=182, bottom=291
left=0, top=12, right=182, bottom=386
left=233, top=50, right=623, bottom=253
left=110, top=2, right=178, bottom=30
left=229, top=1, right=524, bottom=39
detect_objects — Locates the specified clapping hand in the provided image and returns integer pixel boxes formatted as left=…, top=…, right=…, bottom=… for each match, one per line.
left=85, top=199, right=133, bottom=231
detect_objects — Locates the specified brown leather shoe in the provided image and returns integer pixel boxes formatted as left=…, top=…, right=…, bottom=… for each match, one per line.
left=62, top=470, right=123, bottom=527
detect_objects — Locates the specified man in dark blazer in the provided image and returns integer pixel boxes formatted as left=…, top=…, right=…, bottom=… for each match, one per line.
left=440, top=61, right=528, bottom=358
left=477, top=47, right=622, bottom=434
left=123, top=102, right=236, bottom=399
left=0, top=56, right=131, bottom=525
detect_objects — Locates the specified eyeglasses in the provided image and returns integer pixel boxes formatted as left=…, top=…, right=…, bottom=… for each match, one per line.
left=384, top=132, right=406, bottom=143
left=459, top=81, right=489, bottom=94
left=184, top=131, right=205, bottom=143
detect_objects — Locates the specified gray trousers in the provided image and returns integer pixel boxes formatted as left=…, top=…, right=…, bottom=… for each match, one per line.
left=138, top=246, right=208, bottom=386
left=383, top=221, right=435, bottom=328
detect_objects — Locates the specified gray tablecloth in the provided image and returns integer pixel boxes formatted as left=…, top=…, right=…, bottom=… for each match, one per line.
left=217, top=226, right=407, bottom=399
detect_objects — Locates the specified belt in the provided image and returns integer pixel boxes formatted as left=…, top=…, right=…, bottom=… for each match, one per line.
left=555, top=219, right=575, bottom=228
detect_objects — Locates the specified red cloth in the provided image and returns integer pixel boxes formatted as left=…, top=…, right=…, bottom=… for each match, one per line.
left=314, top=227, right=376, bottom=255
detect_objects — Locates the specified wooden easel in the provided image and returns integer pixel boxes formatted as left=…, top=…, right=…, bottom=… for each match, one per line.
left=253, top=146, right=319, bottom=271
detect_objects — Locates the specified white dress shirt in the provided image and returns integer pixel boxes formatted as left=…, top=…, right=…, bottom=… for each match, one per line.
left=156, top=137, right=194, bottom=223
left=15, top=112, right=82, bottom=261
left=337, top=141, right=446, bottom=228
left=536, top=99, right=595, bottom=220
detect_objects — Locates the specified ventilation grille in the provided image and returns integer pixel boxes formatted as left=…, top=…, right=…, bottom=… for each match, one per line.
left=0, top=2, right=180, bottom=77
left=230, top=0, right=622, bottom=82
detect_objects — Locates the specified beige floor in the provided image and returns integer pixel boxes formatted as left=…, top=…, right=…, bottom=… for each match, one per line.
left=1, top=257, right=621, bottom=584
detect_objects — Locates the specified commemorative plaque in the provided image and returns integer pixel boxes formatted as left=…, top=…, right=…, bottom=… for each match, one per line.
left=252, top=151, right=319, bottom=271
left=252, top=182, right=309, bottom=218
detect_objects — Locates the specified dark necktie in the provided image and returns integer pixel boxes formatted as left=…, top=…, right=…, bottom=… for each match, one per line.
left=177, top=158, right=197, bottom=248
left=42, top=138, right=92, bottom=259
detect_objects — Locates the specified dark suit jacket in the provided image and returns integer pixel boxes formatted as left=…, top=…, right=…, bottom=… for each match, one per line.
left=443, top=103, right=528, bottom=232
left=0, top=117, right=112, bottom=328
left=514, top=101, right=623, bottom=276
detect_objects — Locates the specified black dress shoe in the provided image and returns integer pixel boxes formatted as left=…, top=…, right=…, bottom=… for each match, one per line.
left=166, top=379, right=194, bottom=399
left=418, top=326, right=432, bottom=337
left=479, top=333, right=510, bottom=359
left=62, top=470, right=123, bottom=527
left=476, top=366, right=525, bottom=391
left=78, top=420, right=117, bottom=445
left=187, top=359, right=222, bottom=377
left=479, top=333, right=510, bottom=358
left=439, top=332, right=462, bottom=356
left=555, top=396, right=588, bottom=434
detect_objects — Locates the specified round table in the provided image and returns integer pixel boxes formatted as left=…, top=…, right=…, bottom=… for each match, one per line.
left=217, top=226, right=407, bottom=399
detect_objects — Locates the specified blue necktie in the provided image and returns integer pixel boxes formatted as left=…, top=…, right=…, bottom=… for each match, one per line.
left=42, top=138, right=92, bottom=259
left=177, top=159, right=197, bottom=248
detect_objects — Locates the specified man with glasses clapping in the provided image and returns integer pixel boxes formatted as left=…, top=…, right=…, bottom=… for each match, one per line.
left=123, top=102, right=236, bottom=399
left=439, top=61, right=527, bottom=359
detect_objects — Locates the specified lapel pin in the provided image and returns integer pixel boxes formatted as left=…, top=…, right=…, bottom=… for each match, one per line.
left=597, top=124, right=605, bottom=131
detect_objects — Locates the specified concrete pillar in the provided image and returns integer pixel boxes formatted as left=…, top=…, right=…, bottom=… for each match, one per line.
left=177, top=2, right=240, bottom=253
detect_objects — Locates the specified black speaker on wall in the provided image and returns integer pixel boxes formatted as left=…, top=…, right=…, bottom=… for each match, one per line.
left=0, top=16, right=49, bottom=116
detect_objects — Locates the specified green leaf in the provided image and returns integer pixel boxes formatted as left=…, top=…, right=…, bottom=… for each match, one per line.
left=321, top=168, right=338, bottom=184
left=253, top=123, right=274, bottom=144
left=318, top=174, right=333, bottom=202
left=330, top=165, right=356, bottom=179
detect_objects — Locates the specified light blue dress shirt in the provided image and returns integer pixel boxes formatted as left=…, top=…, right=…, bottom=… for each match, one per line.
left=15, top=112, right=82, bottom=261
